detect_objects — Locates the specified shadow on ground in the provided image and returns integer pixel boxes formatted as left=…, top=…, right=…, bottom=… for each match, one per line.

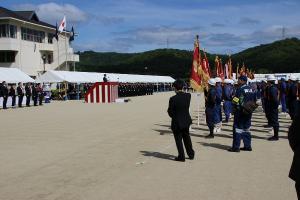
left=198, top=142, right=231, bottom=151
left=140, top=151, right=175, bottom=161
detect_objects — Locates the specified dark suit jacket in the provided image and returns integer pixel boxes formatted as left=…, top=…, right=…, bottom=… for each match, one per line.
left=25, top=86, right=31, bottom=96
left=289, top=101, right=300, bottom=182
left=17, top=86, right=24, bottom=96
left=168, top=92, right=192, bottom=131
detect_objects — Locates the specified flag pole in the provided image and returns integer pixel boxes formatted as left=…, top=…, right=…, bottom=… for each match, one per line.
left=57, top=36, right=60, bottom=69
left=65, top=31, right=67, bottom=70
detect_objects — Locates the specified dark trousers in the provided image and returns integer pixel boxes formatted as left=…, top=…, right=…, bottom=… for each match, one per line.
left=18, top=95, right=23, bottom=107
left=33, top=96, right=38, bottom=106
left=3, top=97, right=8, bottom=109
left=11, top=96, right=16, bottom=107
left=39, top=96, right=43, bottom=105
left=26, top=95, right=31, bottom=106
left=173, top=128, right=194, bottom=159
left=296, top=182, right=300, bottom=200
left=232, top=129, right=252, bottom=149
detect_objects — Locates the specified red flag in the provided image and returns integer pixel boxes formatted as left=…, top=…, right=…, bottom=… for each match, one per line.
left=190, top=36, right=202, bottom=91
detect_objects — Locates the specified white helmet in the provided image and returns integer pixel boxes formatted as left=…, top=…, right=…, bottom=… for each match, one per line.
left=290, top=75, right=297, bottom=81
left=215, top=77, right=222, bottom=83
left=224, top=79, right=231, bottom=84
left=267, top=75, right=276, bottom=81
left=208, top=78, right=216, bottom=86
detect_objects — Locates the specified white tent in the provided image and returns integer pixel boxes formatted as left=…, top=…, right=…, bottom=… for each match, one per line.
left=35, top=70, right=101, bottom=83
left=0, top=68, right=34, bottom=83
left=36, top=70, right=175, bottom=83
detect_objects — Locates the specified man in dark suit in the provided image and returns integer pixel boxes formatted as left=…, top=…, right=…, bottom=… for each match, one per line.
left=168, top=79, right=194, bottom=162
left=289, top=101, right=300, bottom=199
left=25, top=83, right=32, bottom=107
left=1, top=81, right=9, bottom=109
left=17, top=82, right=24, bottom=107
left=103, top=74, right=108, bottom=82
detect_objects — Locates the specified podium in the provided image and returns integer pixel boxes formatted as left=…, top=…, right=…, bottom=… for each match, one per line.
left=85, top=82, right=118, bottom=103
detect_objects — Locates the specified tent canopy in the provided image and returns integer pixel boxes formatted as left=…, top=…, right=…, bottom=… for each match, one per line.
left=0, top=67, right=35, bottom=83
left=36, top=70, right=175, bottom=83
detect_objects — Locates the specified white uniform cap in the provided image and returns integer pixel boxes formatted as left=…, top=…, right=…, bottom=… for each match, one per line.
left=224, top=79, right=231, bottom=84
left=215, top=77, right=222, bottom=83
left=290, top=75, right=297, bottom=81
left=208, top=78, right=216, bottom=86
left=267, top=75, right=276, bottom=81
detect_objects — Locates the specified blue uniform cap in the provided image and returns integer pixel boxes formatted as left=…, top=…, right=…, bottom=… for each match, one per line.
left=238, top=75, right=247, bottom=82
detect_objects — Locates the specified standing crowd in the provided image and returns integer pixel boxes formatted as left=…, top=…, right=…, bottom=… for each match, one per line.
left=0, top=81, right=44, bottom=109
left=168, top=75, right=300, bottom=198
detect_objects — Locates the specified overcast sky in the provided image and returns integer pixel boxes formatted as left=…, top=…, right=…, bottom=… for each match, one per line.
left=2, top=0, right=300, bottom=53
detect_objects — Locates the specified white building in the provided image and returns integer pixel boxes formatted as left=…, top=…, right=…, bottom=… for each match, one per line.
left=0, top=7, right=79, bottom=77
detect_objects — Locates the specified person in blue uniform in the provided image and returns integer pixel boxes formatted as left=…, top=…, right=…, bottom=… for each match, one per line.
left=279, top=78, right=287, bottom=113
left=223, top=79, right=233, bottom=123
left=263, top=80, right=272, bottom=128
left=266, top=75, right=280, bottom=141
left=287, top=75, right=298, bottom=120
left=214, top=77, right=223, bottom=132
left=261, top=80, right=267, bottom=113
left=228, top=76, right=256, bottom=152
left=167, top=79, right=194, bottom=162
left=205, top=78, right=217, bottom=138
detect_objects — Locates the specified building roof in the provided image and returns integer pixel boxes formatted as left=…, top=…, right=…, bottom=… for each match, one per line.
left=14, top=11, right=40, bottom=21
left=0, top=7, right=56, bottom=30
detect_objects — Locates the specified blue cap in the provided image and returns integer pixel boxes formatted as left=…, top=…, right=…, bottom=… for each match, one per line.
left=239, top=75, right=247, bottom=82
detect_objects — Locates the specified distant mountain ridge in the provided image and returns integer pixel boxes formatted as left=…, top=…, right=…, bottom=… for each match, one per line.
left=77, top=38, right=300, bottom=78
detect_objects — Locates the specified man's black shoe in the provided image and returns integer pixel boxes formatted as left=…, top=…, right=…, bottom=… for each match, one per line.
left=205, top=134, right=214, bottom=139
left=240, top=147, right=252, bottom=151
left=268, top=136, right=279, bottom=141
left=227, top=148, right=240, bottom=152
left=188, top=155, right=194, bottom=160
left=175, top=157, right=185, bottom=162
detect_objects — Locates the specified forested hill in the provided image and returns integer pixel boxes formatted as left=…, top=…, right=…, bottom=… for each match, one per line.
left=76, top=38, right=300, bottom=79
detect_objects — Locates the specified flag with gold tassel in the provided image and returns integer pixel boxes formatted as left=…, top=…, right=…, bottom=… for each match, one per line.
left=190, top=35, right=202, bottom=91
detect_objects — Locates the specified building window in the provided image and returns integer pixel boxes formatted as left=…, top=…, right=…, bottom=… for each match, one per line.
left=48, top=33, right=54, bottom=44
left=0, top=24, right=17, bottom=38
left=21, top=27, right=45, bottom=43
left=0, top=51, right=16, bottom=63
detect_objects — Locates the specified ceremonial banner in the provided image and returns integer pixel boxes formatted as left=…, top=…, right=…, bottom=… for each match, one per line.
left=215, top=56, right=224, bottom=79
left=190, top=36, right=202, bottom=91
left=201, top=50, right=211, bottom=87
left=228, top=56, right=233, bottom=79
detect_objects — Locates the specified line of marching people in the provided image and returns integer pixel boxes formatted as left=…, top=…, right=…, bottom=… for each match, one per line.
left=0, top=81, right=44, bottom=109
left=204, top=74, right=300, bottom=152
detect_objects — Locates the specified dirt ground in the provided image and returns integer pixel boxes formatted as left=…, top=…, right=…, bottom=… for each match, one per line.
left=0, top=92, right=296, bottom=200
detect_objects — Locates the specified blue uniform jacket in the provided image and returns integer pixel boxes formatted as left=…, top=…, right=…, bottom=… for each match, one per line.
left=234, top=84, right=256, bottom=130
